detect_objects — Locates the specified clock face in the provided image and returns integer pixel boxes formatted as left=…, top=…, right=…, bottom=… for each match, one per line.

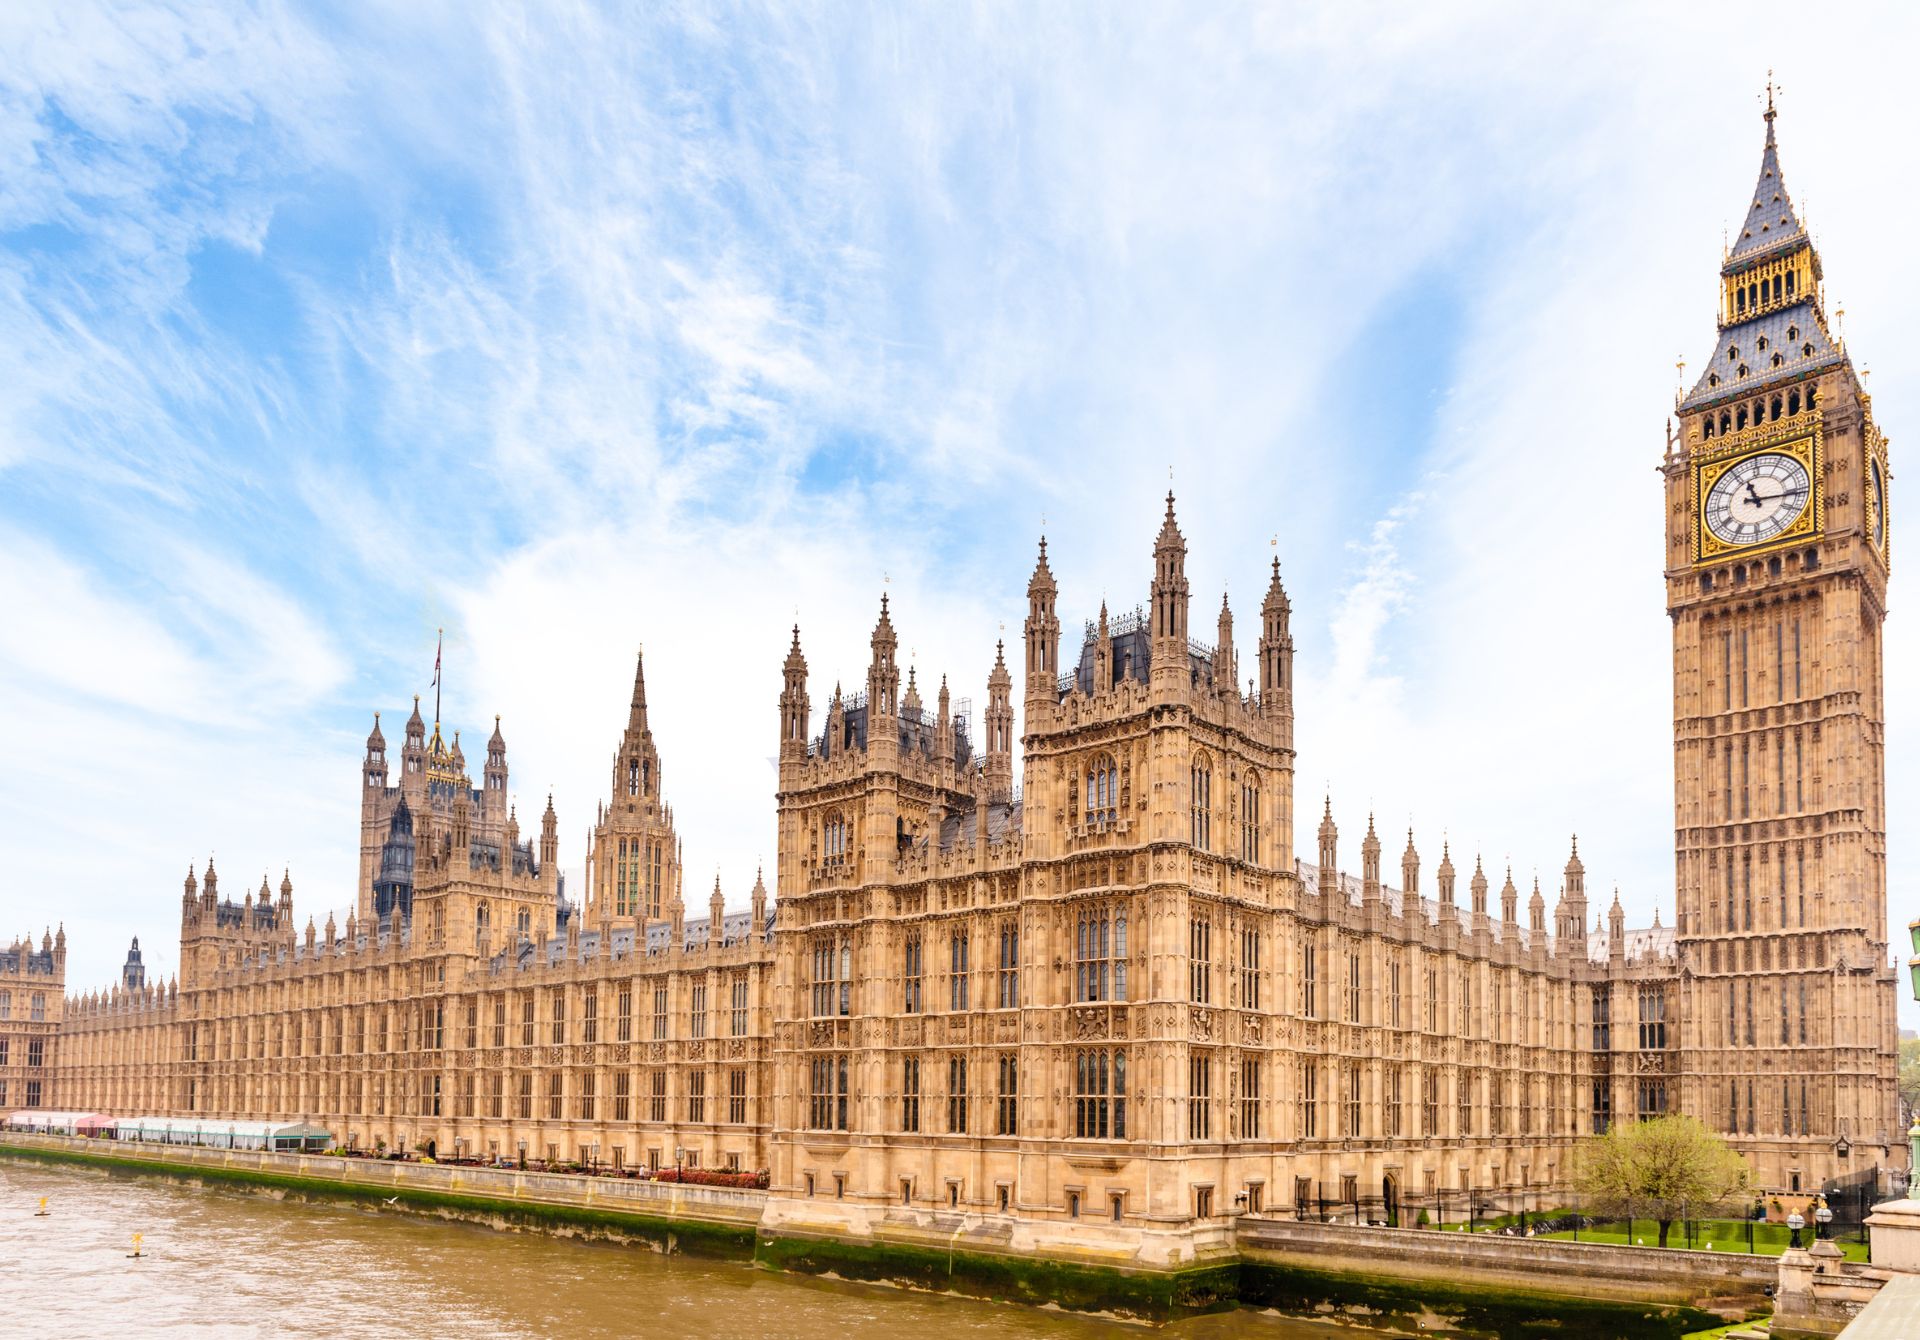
left=1870, top=456, right=1887, bottom=551
left=1704, top=453, right=1811, bottom=546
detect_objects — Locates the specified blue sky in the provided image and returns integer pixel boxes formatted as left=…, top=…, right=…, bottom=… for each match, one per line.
left=2, top=2, right=1917, bottom=1026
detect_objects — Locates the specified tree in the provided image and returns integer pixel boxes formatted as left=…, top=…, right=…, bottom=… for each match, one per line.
left=1575, top=1114, right=1751, bottom=1248
left=1898, top=1037, right=1920, bottom=1128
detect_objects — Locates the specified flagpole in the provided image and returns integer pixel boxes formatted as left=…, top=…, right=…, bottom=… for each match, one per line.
left=434, top=628, right=443, bottom=726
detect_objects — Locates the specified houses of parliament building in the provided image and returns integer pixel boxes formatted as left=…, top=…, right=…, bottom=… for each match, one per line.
left=13, top=103, right=1903, bottom=1263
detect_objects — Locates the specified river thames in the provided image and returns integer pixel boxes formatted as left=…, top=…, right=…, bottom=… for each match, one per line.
left=0, top=1164, right=1381, bottom=1339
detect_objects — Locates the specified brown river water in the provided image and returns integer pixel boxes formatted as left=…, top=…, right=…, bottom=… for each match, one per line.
left=0, top=1164, right=1386, bottom=1339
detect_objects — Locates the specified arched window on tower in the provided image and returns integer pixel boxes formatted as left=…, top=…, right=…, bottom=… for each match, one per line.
left=823, top=811, right=851, bottom=865
left=1240, top=773, right=1261, bottom=864
left=475, top=902, right=490, bottom=948
left=627, top=760, right=639, bottom=797
left=1085, top=754, right=1118, bottom=827
left=1190, top=754, right=1213, bottom=851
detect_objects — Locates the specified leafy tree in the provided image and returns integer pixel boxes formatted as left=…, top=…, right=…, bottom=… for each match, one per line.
left=1898, top=1037, right=1920, bottom=1127
left=1575, top=1115, right=1751, bottom=1248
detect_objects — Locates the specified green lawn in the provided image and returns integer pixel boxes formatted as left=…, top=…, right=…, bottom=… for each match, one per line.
left=1530, top=1219, right=1868, bottom=1262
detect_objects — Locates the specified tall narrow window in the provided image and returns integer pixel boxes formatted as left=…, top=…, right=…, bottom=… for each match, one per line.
left=1301, top=1063, right=1318, bottom=1138
left=1388, top=960, right=1402, bottom=1029
left=1344, top=1062, right=1362, bottom=1138
left=1085, top=755, right=1118, bottom=826
left=996, top=1054, right=1018, bottom=1135
left=1239, top=1057, right=1260, bottom=1138
left=730, top=977, right=748, bottom=1037
left=690, top=982, right=708, bottom=1040
left=950, top=931, right=970, bottom=1011
left=1424, top=968, right=1437, bottom=1032
left=1077, top=905, right=1128, bottom=1002
left=1073, top=1049, right=1126, bottom=1139
left=1386, top=1067, right=1403, bottom=1137
left=947, top=1056, right=969, bottom=1133
left=1240, top=777, right=1260, bottom=863
left=1346, top=953, right=1362, bottom=1023
left=1237, top=927, right=1260, bottom=1010
left=997, top=923, right=1019, bottom=1008
left=1188, top=1052, right=1213, bottom=1140
left=1301, top=944, right=1317, bottom=1018
left=1190, top=758, right=1212, bottom=850
left=1189, top=915, right=1212, bottom=1003
left=903, top=934, right=923, bottom=1014
left=902, top=1057, right=921, bottom=1133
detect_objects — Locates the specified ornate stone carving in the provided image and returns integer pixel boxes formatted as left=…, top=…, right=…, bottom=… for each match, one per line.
left=1072, top=1006, right=1108, bottom=1040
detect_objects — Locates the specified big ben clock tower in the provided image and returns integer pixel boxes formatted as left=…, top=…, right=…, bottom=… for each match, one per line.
left=1667, top=93, right=1901, bottom=1195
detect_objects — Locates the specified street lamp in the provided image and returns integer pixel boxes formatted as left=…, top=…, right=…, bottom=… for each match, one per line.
left=1814, top=1199, right=1833, bottom=1241
left=1787, top=1211, right=1805, bottom=1250
left=1907, top=918, right=1920, bottom=1001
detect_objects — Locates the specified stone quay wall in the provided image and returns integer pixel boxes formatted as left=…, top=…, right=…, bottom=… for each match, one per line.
left=0, top=1132, right=763, bottom=1238
left=1237, top=1214, right=1777, bottom=1307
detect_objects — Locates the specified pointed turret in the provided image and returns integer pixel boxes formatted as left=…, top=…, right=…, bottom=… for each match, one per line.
left=1437, top=841, right=1457, bottom=919
left=1401, top=829, right=1419, bottom=900
left=1500, top=866, right=1518, bottom=924
left=984, top=641, right=1013, bottom=804
left=182, top=864, right=198, bottom=917
left=1608, top=889, right=1627, bottom=964
left=708, top=874, right=725, bottom=946
left=1258, top=555, right=1294, bottom=723
left=779, top=625, right=810, bottom=761
left=1024, top=536, right=1061, bottom=712
left=1528, top=876, right=1546, bottom=934
left=540, top=793, right=559, bottom=875
left=1316, top=798, right=1338, bottom=902
left=403, top=695, right=426, bottom=779
left=611, top=646, right=664, bottom=805
left=1214, top=591, right=1235, bottom=693
left=1558, top=835, right=1589, bottom=948
left=1361, top=814, right=1382, bottom=906
left=902, top=664, right=922, bottom=719
left=364, top=712, right=388, bottom=790
left=1728, top=89, right=1805, bottom=265
left=864, top=592, right=900, bottom=720
left=1148, top=493, right=1190, bottom=691
left=750, top=863, right=768, bottom=935
left=202, top=856, right=219, bottom=908
left=484, top=714, right=507, bottom=802
left=1469, top=855, right=1488, bottom=921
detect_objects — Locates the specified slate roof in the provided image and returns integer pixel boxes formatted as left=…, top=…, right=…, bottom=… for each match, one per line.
left=1680, top=300, right=1844, bottom=410
left=1727, top=115, right=1805, bottom=264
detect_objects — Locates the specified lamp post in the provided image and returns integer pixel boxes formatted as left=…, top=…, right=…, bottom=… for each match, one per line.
left=1788, top=1211, right=1805, bottom=1250
left=1814, top=1199, right=1833, bottom=1241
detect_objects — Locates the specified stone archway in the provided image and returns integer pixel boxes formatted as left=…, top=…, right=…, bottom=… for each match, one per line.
left=1383, top=1172, right=1400, bottom=1228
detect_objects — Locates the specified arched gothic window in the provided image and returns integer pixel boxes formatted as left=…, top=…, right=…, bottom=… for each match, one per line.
left=1085, top=754, right=1118, bottom=826
left=823, top=811, right=851, bottom=864
left=1075, top=904, right=1128, bottom=1002
left=1240, top=773, right=1261, bottom=863
left=1190, top=754, right=1213, bottom=851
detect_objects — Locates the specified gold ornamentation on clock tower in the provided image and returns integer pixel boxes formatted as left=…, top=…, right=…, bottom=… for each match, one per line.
left=1665, top=94, right=1899, bottom=1190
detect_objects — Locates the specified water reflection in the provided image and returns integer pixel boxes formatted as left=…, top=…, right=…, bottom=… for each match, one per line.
left=0, top=1164, right=1372, bottom=1339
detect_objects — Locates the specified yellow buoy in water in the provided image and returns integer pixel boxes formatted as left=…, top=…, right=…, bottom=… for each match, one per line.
left=127, top=1233, right=144, bottom=1259
left=33, top=1196, right=49, bottom=1217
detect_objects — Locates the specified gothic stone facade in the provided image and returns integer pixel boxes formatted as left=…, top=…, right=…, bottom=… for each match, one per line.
left=38, top=106, right=1904, bottom=1265
left=1, top=930, right=64, bottom=1113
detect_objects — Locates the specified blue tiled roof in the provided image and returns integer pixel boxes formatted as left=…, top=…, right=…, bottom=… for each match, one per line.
left=1680, top=301, right=1844, bottom=411
left=1727, top=120, right=1804, bottom=264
